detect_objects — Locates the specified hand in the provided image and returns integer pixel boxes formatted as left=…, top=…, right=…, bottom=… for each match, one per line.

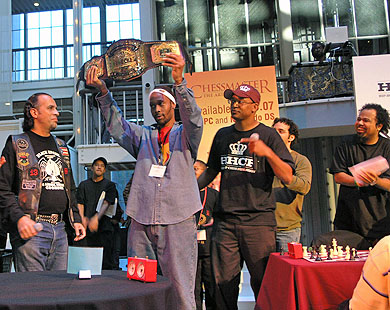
left=73, top=223, right=86, bottom=241
left=356, top=168, right=378, bottom=186
left=0, top=156, right=5, bottom=168
left=88, top=215, right=99, bottom=232
left=240, top=137, right=271, bottom=157
left=162, top=53, right=185, bottom=85
left=85, top=66, right=108, bottom=95
left=17, top=216, right=39, bottom=240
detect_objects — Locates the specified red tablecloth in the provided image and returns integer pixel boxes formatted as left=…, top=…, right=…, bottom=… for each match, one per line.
left=256, top=253, right=364, bottom=310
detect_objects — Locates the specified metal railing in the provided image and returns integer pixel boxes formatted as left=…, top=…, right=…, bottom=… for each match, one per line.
left=80, top=85, right=144, bottom=145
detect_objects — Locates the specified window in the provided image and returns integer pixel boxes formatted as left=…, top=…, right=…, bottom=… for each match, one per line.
left=106, top=3, right=141, bottom=42
left=12, top=2, right=140, bottom=82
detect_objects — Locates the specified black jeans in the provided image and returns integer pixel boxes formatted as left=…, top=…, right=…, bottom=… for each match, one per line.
left=211, top=220, right=276, bottom=310
left=195, top=255, right=216, bottom=310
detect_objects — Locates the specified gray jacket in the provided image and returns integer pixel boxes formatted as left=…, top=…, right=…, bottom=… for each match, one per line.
left=96, top=79, right=203, bottom=224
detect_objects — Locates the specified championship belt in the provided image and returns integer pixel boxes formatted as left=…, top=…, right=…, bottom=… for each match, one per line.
left=77, top=39, right=191, bottom=85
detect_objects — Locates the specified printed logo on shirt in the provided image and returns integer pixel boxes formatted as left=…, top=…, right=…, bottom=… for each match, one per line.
left=16, top=138, right=29, bottom=151
left=17, top=152, right=30, bottom=166
left=229, top=142, right=247, bottom=155
left=220, top=140, right=256, bottom=173
left=36, top=150, right=65, bottom=191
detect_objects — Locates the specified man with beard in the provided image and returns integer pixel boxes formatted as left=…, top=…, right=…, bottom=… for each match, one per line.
left=329, top=103, right=390, bottom=249
left=0, top=93, right=85, bottom=271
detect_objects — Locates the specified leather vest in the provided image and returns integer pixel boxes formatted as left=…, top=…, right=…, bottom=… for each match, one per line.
left=11, top=133, right=74, bottom=223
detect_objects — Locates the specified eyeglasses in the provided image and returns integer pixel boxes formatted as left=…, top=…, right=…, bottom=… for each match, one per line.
left=227, top=98, right=254, bottom=105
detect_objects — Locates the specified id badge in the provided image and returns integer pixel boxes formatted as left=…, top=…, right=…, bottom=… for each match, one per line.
left=197, top=229, right=207, bottom=241
left=149, top=164, right=166, bottom=178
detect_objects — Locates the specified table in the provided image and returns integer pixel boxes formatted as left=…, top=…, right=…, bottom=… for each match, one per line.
left=255, top=253, right=364, bottom=310
left=0, top=270, right=174, bottom=310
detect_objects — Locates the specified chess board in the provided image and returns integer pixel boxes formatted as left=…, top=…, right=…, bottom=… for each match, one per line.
left=303, top=250, right=369, bottom=263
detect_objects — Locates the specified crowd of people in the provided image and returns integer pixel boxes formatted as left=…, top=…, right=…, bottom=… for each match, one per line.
left=0, top=51, right=389, bottom=310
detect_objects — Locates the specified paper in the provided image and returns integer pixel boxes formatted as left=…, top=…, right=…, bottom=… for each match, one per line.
left=67, top=246, right=103, bottom=275
left=349, top=156, right=389, bottom=186
left=95, top=192, right=117, bottom=218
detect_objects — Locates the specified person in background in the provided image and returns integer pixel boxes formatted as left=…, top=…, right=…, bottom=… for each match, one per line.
left=272, top=118, right=312, bottom=252
left=76, top=156, right=117, bottom=270
left=326, top=104, right=390, bottom=250
left=194, top=160, right=218, bottom=310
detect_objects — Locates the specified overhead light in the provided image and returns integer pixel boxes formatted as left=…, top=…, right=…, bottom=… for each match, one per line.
left=33, top=2, right=40, bottom=7
left=4, top=102, right=11, bottom=106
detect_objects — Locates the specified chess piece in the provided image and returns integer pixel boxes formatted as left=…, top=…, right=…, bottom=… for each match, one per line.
left=350, top=248, right=356, bottom=261
left=310, top=248, right=315, bottom=259
left=320, top=244, right=326, bottom=255
left=354, top=249, right=360, bottom=259
left=337, top=246, right=343, bottom=256
left=327, top=248, right=333, bottom=260
left=345, top=247, right=350, bottom=260
left=332, top=238, right=337, bottom=250
left=302, top=246, right=308, bottom=257
left=315, top=251, right=322, bottom=261
left=369, top=247, right=373, bottom=252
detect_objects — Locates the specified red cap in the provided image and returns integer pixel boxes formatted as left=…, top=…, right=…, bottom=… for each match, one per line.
left=224, top=84, right=260, bottom=103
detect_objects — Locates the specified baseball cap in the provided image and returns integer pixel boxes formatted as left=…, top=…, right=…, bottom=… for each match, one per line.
left=92, top=157, right=108, bottom=167
left=224, top=84, right=261, bottom=103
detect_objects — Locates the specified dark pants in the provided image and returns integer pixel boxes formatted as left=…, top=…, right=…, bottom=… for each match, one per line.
left=211, top=220, right=276, bottom=310
left=76, top=230, right=114, bottom=270
left=195, top=255, right=215, bottom=310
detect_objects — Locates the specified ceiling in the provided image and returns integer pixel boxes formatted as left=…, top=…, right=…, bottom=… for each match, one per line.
left=12, top=0, right=138, bottom=14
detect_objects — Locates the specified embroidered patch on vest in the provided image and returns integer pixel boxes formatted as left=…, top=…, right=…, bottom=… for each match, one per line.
left=28, top=167, right=39, bottom=179
left=17, top=152, right=30, bottom=166
left=16, top=138, right=29, bottom=150
left=22, top=180, right=36, bottom=190
left=59, top=147, right=69, bottom=157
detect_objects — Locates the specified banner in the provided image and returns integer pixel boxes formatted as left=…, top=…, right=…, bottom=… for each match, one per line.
left=353, top=54, right=390, bottom=113
left=185, top=66, right=279, bottom=162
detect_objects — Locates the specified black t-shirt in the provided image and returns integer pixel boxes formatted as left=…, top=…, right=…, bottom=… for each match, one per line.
left=196, top=187, right=218, bottom=257
left=330, top=135, right=390, bottom=239
left=77, top=178, right=117, bottom=231
left=27, top=131, right=68, bottom=215
left=207, top=123, right=295, bottom=225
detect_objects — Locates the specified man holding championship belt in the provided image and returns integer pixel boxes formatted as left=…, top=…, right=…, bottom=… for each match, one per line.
left=86, top=52, right=203, bottom=310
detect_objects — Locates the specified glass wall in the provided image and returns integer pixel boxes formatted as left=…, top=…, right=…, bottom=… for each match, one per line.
left=156, top=0, right=279, bottom=83
left=12, top=2, right=140, bottom=82
left=291, top=0, right=390, bottom=63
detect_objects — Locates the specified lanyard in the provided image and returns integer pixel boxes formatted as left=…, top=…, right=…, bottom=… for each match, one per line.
left=158, top=127, right=172, bottom=166
left=197, top=187, right=208, bottom=227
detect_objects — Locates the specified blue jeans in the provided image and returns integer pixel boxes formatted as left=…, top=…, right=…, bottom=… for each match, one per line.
left=128, top=216, right=198, bottom=310
left=11, top=221, right=68, bottom=272
left=276, top=227, right=301, bottom=252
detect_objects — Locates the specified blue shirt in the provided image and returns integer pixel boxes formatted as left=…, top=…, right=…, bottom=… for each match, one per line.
left=96, top=79, right=203, bottom=225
